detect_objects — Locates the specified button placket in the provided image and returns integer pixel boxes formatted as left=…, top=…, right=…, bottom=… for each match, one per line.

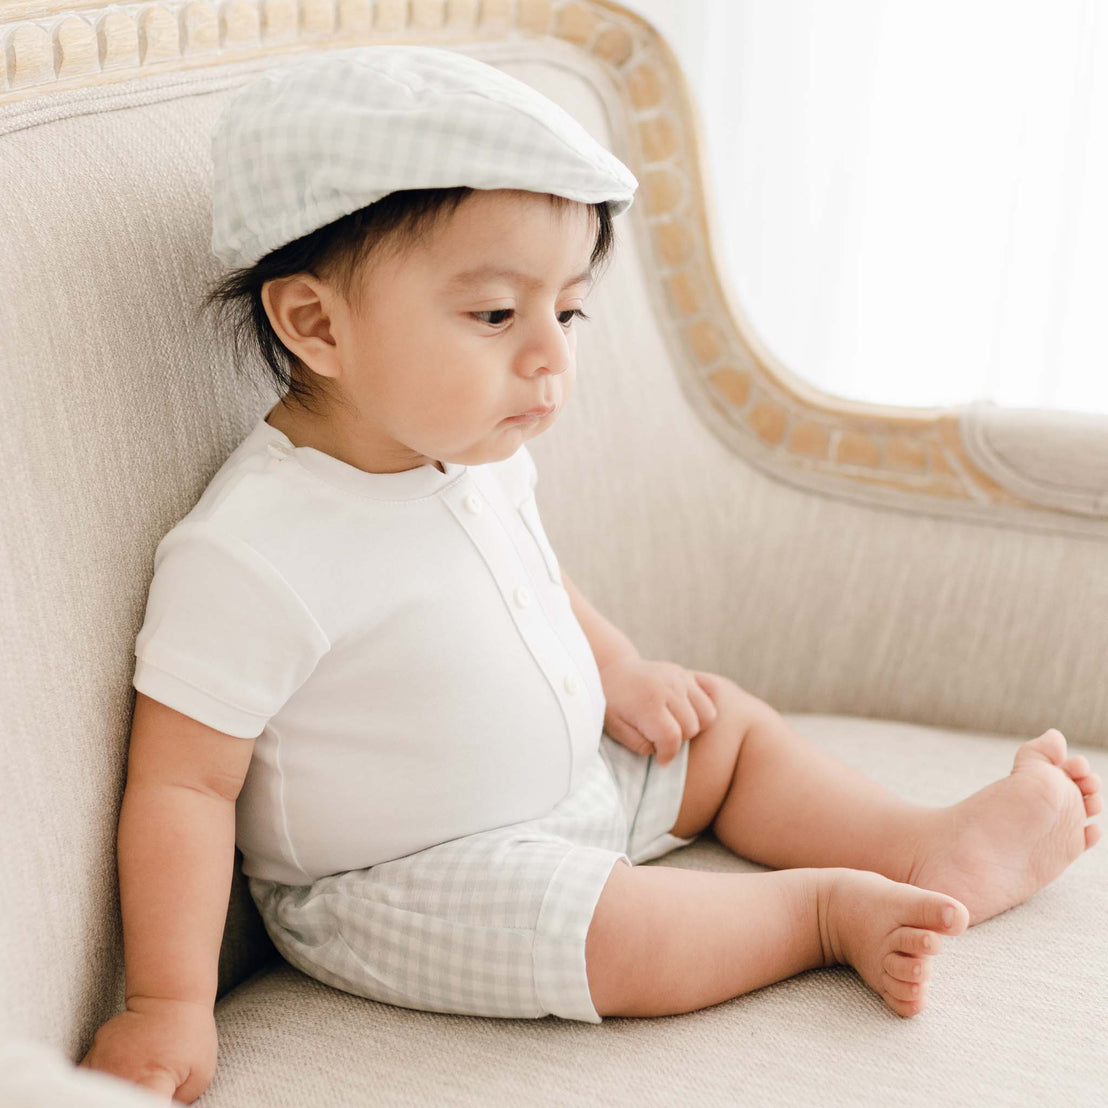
left=447, top=477, right=598, bottom=794
left=517, top=493, right=562, bottom=587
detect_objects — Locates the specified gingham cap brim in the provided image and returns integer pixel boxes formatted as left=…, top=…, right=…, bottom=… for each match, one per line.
left=210, top=45, right=638, bottom=270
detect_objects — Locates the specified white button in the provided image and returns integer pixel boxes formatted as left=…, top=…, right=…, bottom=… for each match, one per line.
left=564, top=674, right=580, bottom=695
left=514, top=585, right=531, bottom=608
left=464, top=493, right=482, bottom=514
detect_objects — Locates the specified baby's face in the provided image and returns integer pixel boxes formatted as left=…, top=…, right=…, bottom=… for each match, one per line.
left=334, top=188, right=596, bottom=470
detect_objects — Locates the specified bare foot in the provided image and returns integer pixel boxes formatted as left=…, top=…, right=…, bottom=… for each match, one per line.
left=906, top=730, right=1103, bottom=926
left=817, top=868, right=969, bottom=1018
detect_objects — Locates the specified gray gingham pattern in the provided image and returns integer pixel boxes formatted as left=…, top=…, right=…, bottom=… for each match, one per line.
left=210, top=45, right=638, bottom=269
left=249, top=732, right=697, bottom=1024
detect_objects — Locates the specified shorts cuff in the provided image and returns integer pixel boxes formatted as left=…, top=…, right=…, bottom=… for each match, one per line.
left=628, top=737, right=697, bottom=864
left=635, top=830, right=698, bottom=864
left=532, top=845, right=629, bottom=1024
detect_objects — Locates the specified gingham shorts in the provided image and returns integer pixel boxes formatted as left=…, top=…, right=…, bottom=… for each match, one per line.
left=248, top=731, right=697, bottom=1024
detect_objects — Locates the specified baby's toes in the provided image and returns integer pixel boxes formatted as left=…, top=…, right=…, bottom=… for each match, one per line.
left=884, top=950, right=930, bottom=986
left=1066, top=767, right=1103, bottom=816
left=1075, top=770, right=1102, bottom=797
left=879, top=927, right=941, bottom=1018
left=1062, top=754, right=1091, bottom=780
left=1029, top=729, right=1068, bottom=765
left=882, top=973, right=927, bottom=1016
left=891, top=925, right=943, bottom=957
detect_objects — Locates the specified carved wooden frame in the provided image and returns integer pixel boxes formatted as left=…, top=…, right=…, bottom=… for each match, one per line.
left=3, top=0, right=1101, bottom=534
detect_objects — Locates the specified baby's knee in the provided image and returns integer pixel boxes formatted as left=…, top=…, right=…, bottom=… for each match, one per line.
left=585, top=859, right=734, bottom=1018
left=698, top=672, right=775, bottom=727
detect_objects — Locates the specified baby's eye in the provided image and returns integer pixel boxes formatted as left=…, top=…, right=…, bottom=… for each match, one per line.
left=472, top=308, right=513, bottom=326
left=470, top=308, right=591, bottom=328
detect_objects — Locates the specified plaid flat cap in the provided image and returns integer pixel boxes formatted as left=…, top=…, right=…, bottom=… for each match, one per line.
left=210, top=44, right=638, bottom=269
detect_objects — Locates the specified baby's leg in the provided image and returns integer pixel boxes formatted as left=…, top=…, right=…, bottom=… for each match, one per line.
left=682, top=676, right=1102, bottom=927
left=585, top=860, right=969, bottom=1020
left=678, top=676, right=937, bottom=879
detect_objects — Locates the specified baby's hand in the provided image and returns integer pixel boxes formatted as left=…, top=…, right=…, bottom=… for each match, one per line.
left=599, top=657, right=718, bottom=767
left=79, top=996, right=217, bottom=1104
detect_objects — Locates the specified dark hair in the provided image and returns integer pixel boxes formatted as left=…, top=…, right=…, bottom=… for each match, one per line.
left=198, top=188, right=616, bottom=415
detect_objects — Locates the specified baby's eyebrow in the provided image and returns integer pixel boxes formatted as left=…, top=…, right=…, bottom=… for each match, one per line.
left=443, top=265, right=593, bottom=293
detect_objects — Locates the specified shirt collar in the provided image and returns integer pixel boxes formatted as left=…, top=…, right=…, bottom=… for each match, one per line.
left=252, top=416, right=467, bottom=501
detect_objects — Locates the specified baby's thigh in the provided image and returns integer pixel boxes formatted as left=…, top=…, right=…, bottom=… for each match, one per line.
left=670, top=674, right=777, bottom=840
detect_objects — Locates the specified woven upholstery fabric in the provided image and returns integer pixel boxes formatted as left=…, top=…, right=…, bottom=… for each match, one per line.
left=1, top=40, right=1105, bottom=1108
left=202, top=715, right=1108, bottom=1108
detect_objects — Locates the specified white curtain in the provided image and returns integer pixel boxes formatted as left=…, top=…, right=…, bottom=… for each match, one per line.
left=621, top=0, right=1108, bottom=415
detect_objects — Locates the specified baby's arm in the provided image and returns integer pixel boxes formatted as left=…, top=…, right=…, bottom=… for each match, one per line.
left=561, top=567, right=640, bottom=673
left=79, top=692, right=255, bottom=1104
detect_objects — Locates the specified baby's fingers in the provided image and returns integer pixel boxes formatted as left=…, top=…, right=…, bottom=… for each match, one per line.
left=134, top=1069, right=180, bottom=1099
left=652, top=709, right=687, bottom=766
left=688, top=674, right=719, bottom=731
left=606, top=716, right=657, bottom=759
left=666, top=693, right=701, bottom=744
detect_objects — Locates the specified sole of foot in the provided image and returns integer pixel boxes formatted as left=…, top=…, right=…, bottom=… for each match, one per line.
left=907, top=729, right=1103, bottom=926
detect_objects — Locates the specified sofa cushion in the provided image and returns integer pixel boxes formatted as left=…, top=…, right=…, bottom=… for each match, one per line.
left=204, top=714, right=1107, bottom=1106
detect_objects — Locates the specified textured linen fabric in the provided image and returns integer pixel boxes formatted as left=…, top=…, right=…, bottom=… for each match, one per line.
left=132, top=415, right=612, bottom=886
left=209, top=44, right=638, bottom=269
left=249, top=733, right=694, bottom=1025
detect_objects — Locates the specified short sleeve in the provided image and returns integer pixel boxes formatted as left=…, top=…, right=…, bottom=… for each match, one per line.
left=132, top=523, right=331, bottom=738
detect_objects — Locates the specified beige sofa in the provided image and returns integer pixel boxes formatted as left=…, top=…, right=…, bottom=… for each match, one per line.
left=2, top=1, right=1106, bottom=1105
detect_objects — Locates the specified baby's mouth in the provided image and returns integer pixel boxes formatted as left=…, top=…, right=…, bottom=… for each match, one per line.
left=506, top=403, right=556, bottom=422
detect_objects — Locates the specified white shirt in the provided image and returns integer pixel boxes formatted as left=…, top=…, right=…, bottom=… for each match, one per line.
left=132, top=416, right=607, bottom=885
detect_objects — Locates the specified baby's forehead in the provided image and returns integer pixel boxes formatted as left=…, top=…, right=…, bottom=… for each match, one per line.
left=439, top=260, right=594, bottom=295
left=342, top=190, right=597, bottom=302
left=415, top=192, right=596, bottom=266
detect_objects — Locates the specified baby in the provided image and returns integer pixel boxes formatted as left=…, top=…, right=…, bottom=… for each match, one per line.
left=80, top=46, right=1102, bottom=1104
